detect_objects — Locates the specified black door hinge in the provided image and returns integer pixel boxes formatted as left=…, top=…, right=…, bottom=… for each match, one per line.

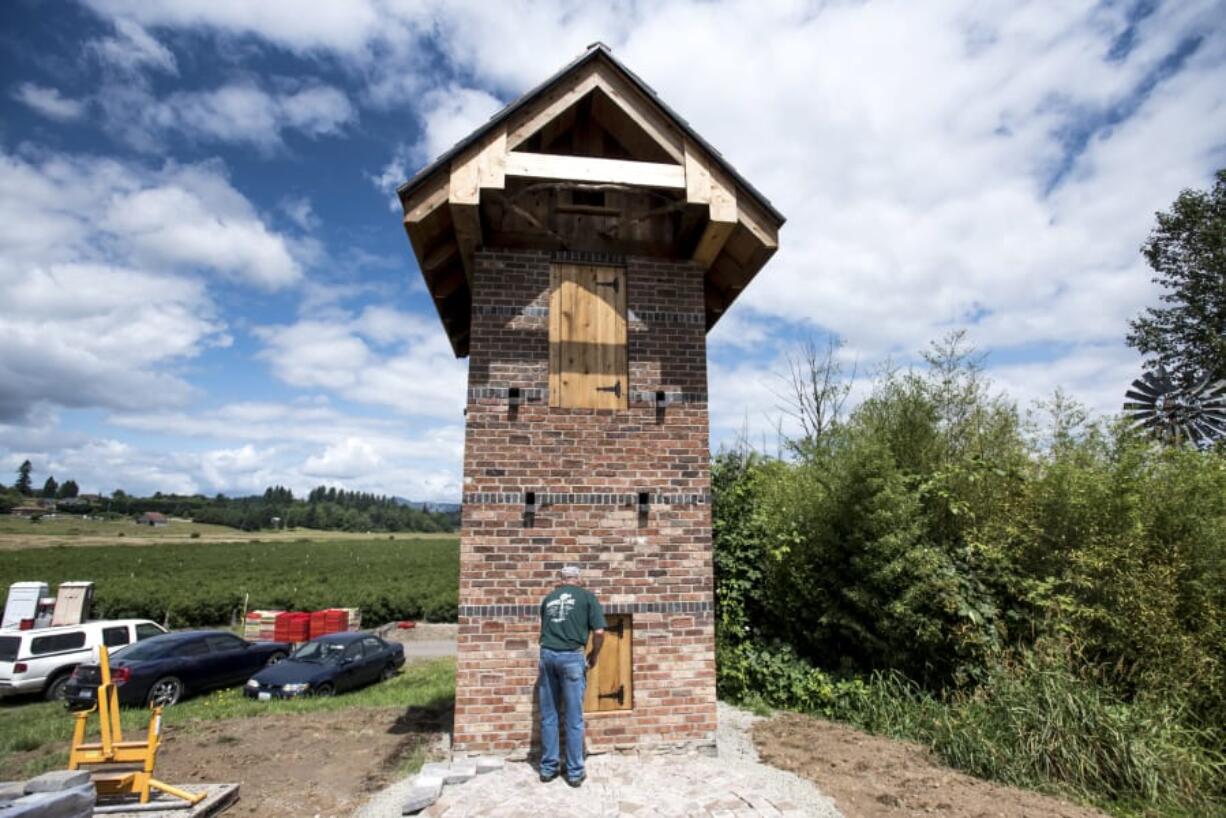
left=595, top=382, right=622, bottom=398
left=598, top=685, right=625, bottom=705
left=595, top=277, right=619, bottom=293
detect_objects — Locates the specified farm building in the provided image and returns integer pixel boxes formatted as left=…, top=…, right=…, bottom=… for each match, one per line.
left=136, top=511, right=168, bottom=527
left=397, top=43, right=783, bottom=755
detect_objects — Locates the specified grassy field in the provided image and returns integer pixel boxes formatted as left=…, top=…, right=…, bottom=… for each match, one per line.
left=0, top=657, right=456, bottom=778
left=0, top=516, right=450, bottom=550
left=1, top=535, right=460, bottom=626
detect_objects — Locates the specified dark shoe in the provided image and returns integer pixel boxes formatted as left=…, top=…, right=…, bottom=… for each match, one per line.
left=566, top=772, right=586, bottom=788
left=539, top=770, right=558, bottom=783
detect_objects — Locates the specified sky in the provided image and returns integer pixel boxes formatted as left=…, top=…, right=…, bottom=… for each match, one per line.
left=1, top=0, right=1223, bottom=501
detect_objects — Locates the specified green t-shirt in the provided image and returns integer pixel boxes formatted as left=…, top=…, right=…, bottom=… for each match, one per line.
left=539, top=584, right=607, bottom=651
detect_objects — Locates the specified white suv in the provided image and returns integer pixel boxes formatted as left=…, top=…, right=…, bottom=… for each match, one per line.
left=0, top=619, right=167, bottom=700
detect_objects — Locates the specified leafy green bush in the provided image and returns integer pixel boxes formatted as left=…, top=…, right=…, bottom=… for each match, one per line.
left=712, top=333, right=1226, bottom=814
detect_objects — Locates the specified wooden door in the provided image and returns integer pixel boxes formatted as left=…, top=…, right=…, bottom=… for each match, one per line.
left=549, top=264, right=628, bottom=410
left=584, top=614, right=632, bottom=712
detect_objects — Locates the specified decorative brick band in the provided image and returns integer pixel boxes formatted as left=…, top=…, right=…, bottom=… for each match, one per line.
left=628, top=309, right=705, bottom=325
left=628, top=390, right=708, bottom=405
left=459, top=600, right=713, bottom=619
left=461, top=492, right=710, bottom=506
left=467, top=386, right=548, bottom=403
left=552, top=250, right=626, bottom=266
left=472, top=305, right=701, bottom=326
left=472, top=304, right=549, bottom=319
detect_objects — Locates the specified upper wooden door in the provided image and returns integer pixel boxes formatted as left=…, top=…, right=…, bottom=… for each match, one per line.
left=549, top=263, right=628, bottom=410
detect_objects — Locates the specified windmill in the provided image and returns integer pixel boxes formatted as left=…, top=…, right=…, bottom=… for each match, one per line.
left=1123, top=367, right=1226, bottom=447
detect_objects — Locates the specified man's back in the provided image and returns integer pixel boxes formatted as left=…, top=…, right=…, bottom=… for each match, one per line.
left=539, top=583, right=603, bottom=651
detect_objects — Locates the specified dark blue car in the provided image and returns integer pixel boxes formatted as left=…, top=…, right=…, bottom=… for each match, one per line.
left=64, top=630, right=290, bottom=708
left=245, top=632, right=405, bottom=699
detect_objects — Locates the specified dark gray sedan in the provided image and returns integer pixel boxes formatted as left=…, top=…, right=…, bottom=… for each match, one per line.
left=65, top=630, right=291, bottom=708
left=244, top=632, right=405, bottom=699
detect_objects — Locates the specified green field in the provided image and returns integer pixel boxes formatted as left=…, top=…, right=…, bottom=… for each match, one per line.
left=0, top=536, right=460, bottom=626
left=0, top=658, right=456, bottom=778
left=0, top=516, right=450, bottom=549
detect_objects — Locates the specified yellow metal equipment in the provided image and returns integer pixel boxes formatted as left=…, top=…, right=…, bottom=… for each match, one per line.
left=67, top=645, right=205, bottom=806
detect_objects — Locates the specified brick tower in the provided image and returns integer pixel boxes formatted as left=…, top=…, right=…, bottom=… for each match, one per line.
left=397, top=44, right=783, bottom=755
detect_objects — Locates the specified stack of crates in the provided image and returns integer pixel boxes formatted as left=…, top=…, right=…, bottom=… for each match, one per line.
left=323, top=608, right=349, bottom=634
left=273, top=611, right=310, bottom=643
left=305, top=608, right=354, bottom=637
left=341, top=607, right=362, bottom=631
left=243, top=609, right=283, bottom=641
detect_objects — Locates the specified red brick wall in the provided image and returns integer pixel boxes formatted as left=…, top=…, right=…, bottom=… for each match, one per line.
left=455, top=248, right=717, bottom=755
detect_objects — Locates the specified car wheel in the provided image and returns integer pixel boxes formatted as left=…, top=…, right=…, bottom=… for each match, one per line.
left=265, top=651, right=287, bottom=666
left=147, top=676, right=184, bottom=708
left=380, top=663, right=396, bottom=682
left=43, top=671, right=70, bottom=701
left=312, top=682, right=335, bottom=697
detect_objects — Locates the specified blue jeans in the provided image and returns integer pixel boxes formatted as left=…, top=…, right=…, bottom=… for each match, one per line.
left=537, top=647, right=586, bottom=779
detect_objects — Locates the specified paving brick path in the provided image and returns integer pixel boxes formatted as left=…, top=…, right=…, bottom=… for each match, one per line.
left=353, top=704, right=842, bottom=818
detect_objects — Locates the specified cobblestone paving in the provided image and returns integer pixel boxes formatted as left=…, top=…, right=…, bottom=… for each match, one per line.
left=354, top=704, right=842, bottom=818
left=416, top=752, right=838, bottom=817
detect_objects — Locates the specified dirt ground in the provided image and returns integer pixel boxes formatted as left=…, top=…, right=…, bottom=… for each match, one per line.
left=754, top=713, right=1108, bottom=818
left=153, top=705, right=450, bottom=818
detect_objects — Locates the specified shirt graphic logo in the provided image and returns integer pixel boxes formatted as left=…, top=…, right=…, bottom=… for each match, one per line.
left=545, top=593, right=575, bottom=623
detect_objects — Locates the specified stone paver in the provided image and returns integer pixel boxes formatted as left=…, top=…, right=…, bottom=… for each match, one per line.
left=358, top=703, right=841, bottom=818
left=410, top=751, right=839, bottom=817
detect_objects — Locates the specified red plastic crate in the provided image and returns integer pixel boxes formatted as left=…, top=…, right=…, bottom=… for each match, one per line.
left=323, top=608, right=348, bottom=633
left=309, top=610, right=329, bottom=638
left=274, top=611, right=310, bottom=643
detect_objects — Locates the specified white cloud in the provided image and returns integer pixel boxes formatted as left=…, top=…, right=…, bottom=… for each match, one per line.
left=279, top=195, right=319, bottom=231
left=0, top=148, right=302, bottom=422
left=253, top=306, right=467, bottom=418
left=100, top=402, right=466, bottom=498
left=302, top=437, right=382, bottom=478
left=88, top=18, right=178, bottom=75
left=12, top=83, right=86, bottom=121
left=96, top=80, right=356, bottom=152
left=88, top=2, right=1226, bottom=416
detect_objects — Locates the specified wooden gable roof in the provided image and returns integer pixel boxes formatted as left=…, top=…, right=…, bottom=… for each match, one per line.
left=398, top=43, right=785, bottom=357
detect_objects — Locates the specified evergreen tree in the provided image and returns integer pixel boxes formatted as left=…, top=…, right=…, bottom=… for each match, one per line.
left=41, top=476, right=58, bottom=498
left=1127, top=169, right=1226, bottom=386
left=57, top=480, right=80, bottom=498
left=15, top=460, right=32, bottom=496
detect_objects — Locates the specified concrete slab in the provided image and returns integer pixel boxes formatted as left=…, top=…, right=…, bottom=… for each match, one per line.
left=399, top=781, right=441, bottom=815
left=474, top=757, right=504, bottom=774
left=91, top=783, right=238, bottom=817
left=441, top=763, right=475, bottom=785
left=23, top=771, right=91, bottom=794
left=1, top=781, right=26, bottom=803
left=2, top=785, right=93, bottom=818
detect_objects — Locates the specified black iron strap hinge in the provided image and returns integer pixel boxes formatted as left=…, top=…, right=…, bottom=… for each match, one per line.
left=595, top=277, right=619, bottom=293
left=595, top=381, right=622, bottom=398
left=598, top=685, right=625, bottom=705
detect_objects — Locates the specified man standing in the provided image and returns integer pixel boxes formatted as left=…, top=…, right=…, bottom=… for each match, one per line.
left=538, top=565, right=606, bottom=787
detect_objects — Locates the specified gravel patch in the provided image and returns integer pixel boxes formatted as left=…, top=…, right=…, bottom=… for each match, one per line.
left=352, top=702, right=842, bottom=817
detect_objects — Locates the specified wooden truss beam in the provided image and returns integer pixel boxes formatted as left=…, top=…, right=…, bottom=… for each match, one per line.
left=505, top=151, right=685, bottom=189
left=684, top=140, right=737, bottom=269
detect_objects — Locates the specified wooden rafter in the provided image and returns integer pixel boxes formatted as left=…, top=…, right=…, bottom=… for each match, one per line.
left=505, top=152, right=685, bottom=189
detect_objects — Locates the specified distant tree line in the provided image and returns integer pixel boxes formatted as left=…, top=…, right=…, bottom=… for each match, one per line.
left=2, top=462, right=457, bottom=533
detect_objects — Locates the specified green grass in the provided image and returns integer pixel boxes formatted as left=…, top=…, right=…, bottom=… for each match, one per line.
left=829, top=661, right=1226, bottom=818
left=0, top=658, right=455, bottom=778
left=0, top=537, right=460, bottom=626
left=0, top=515, right=452, bottom=543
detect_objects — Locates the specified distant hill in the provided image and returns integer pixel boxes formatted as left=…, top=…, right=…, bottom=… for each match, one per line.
left=394, top=498, right=462, bottom=513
